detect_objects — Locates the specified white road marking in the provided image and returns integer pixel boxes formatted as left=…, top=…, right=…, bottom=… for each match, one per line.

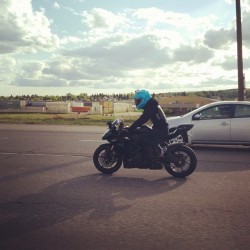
left=79, top=140, right=102, bottom=142
left=0, top=152, right=86, bottom=157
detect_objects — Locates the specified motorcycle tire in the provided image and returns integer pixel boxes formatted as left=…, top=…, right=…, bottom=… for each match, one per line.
left=164, top=145, right=197, bottom=178
left=93, top=144, right=122, bottom=174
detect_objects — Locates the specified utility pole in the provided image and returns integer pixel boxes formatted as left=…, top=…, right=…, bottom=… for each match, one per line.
left=236, top=0, right=245, bottom=100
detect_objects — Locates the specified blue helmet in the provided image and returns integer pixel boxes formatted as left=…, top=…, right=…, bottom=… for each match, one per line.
left=134, top=89, right=152, bottom=109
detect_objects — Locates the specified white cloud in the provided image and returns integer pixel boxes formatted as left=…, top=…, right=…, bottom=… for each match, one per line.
left=173, top=45, right=213, bottom=63
left=60, top=36, right=82, bottom=46
left=134, top=7, right=199, bottom=28
left=133, top=7, right=216, bottom=44
left=1, top=1, right=250, bottom=95
left=20, top=61, right=45, bottom=79
left=0, top=0, right=59, bottom=54
left=0, top=55, right=16, bottom=83
left=53, top=2, right=60, bottom=10
left=82, top=8, right=128, bottom=30
left=15, top=77, right=68, bottom=87
left=242, top=10, right=250, bottom=45
left=204, top=28, right=235, bottom=49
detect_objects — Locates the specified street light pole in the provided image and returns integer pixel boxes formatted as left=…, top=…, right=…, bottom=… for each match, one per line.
left=236, top=0, right=245, bottom=101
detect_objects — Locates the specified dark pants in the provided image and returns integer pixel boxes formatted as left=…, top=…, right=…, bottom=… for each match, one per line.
left=133, top=129, right=168, bottom=164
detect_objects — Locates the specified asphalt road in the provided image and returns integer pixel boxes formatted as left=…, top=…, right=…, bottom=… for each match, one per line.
left=0, top=124, right=250, bottom=250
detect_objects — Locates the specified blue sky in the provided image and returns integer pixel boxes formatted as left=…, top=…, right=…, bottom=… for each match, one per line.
left=1, top=0, right=250, bottom=96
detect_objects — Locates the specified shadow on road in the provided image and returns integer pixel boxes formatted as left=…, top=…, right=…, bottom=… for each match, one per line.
left=0, top=158, right=85, bottom=183
left=0, top=174, right=186, bottom=240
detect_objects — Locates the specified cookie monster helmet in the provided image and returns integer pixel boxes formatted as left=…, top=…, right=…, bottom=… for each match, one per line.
left=134, top=89, right=152, bottom=109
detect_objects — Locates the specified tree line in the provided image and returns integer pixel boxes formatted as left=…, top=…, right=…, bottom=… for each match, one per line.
left=0, top=89, right=249, bottom=101
left=0, top=93, right=135, bottom=102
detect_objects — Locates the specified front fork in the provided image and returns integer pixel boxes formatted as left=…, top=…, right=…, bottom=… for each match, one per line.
left=105, top=142, right=124, bottom=158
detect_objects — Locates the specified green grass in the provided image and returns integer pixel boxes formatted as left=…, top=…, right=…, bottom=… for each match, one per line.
left=0, top=113, right=139, bottom=126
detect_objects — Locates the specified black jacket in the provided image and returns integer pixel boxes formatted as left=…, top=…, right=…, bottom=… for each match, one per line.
left=129, top=98, right=169, bottom=131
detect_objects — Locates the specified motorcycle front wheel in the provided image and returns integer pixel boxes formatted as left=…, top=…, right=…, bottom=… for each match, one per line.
left=93, top=144, right=122, bottom=174
left=164, top=145, right=197, bottom=178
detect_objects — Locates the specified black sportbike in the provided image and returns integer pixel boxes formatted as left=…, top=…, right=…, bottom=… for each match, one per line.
left=93, top=118, right=197, bottom=178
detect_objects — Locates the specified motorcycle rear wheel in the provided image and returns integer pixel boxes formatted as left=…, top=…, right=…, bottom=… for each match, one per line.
left=164, top=145, right=197, bottom=178
left=93, top=144, right=122, bottom=174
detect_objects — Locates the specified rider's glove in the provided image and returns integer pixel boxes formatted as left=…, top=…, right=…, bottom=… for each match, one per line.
left=120, top=128, right=129, bottom=136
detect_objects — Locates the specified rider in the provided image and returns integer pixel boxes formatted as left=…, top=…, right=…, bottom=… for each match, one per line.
left=128, top=89, right=169, bottom=167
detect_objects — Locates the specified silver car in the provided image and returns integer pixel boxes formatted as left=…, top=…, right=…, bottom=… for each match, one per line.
left=167, top=101, right=250, bottom=145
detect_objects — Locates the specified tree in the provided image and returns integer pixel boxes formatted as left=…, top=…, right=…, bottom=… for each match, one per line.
left=77, top=93, right=88, bottom=101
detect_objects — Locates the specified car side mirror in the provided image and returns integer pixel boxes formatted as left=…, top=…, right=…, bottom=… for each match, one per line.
left=193, top=113, right=201, bottom=120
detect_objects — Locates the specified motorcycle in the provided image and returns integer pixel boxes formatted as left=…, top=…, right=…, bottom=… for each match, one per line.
left=93, top=118, right=197, bottom=178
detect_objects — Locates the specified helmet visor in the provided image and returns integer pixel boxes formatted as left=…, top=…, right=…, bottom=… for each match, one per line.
left=135, top=98, right=141, bottom=106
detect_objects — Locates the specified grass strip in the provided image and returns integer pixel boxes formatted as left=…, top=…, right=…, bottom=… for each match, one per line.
left=0, top=113, right=139, bottom=126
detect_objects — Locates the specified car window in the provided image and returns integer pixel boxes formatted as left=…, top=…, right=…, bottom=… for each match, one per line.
left=195, top=105, right=232, bottom=120
left=234, top=105, right=250, bottom=118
